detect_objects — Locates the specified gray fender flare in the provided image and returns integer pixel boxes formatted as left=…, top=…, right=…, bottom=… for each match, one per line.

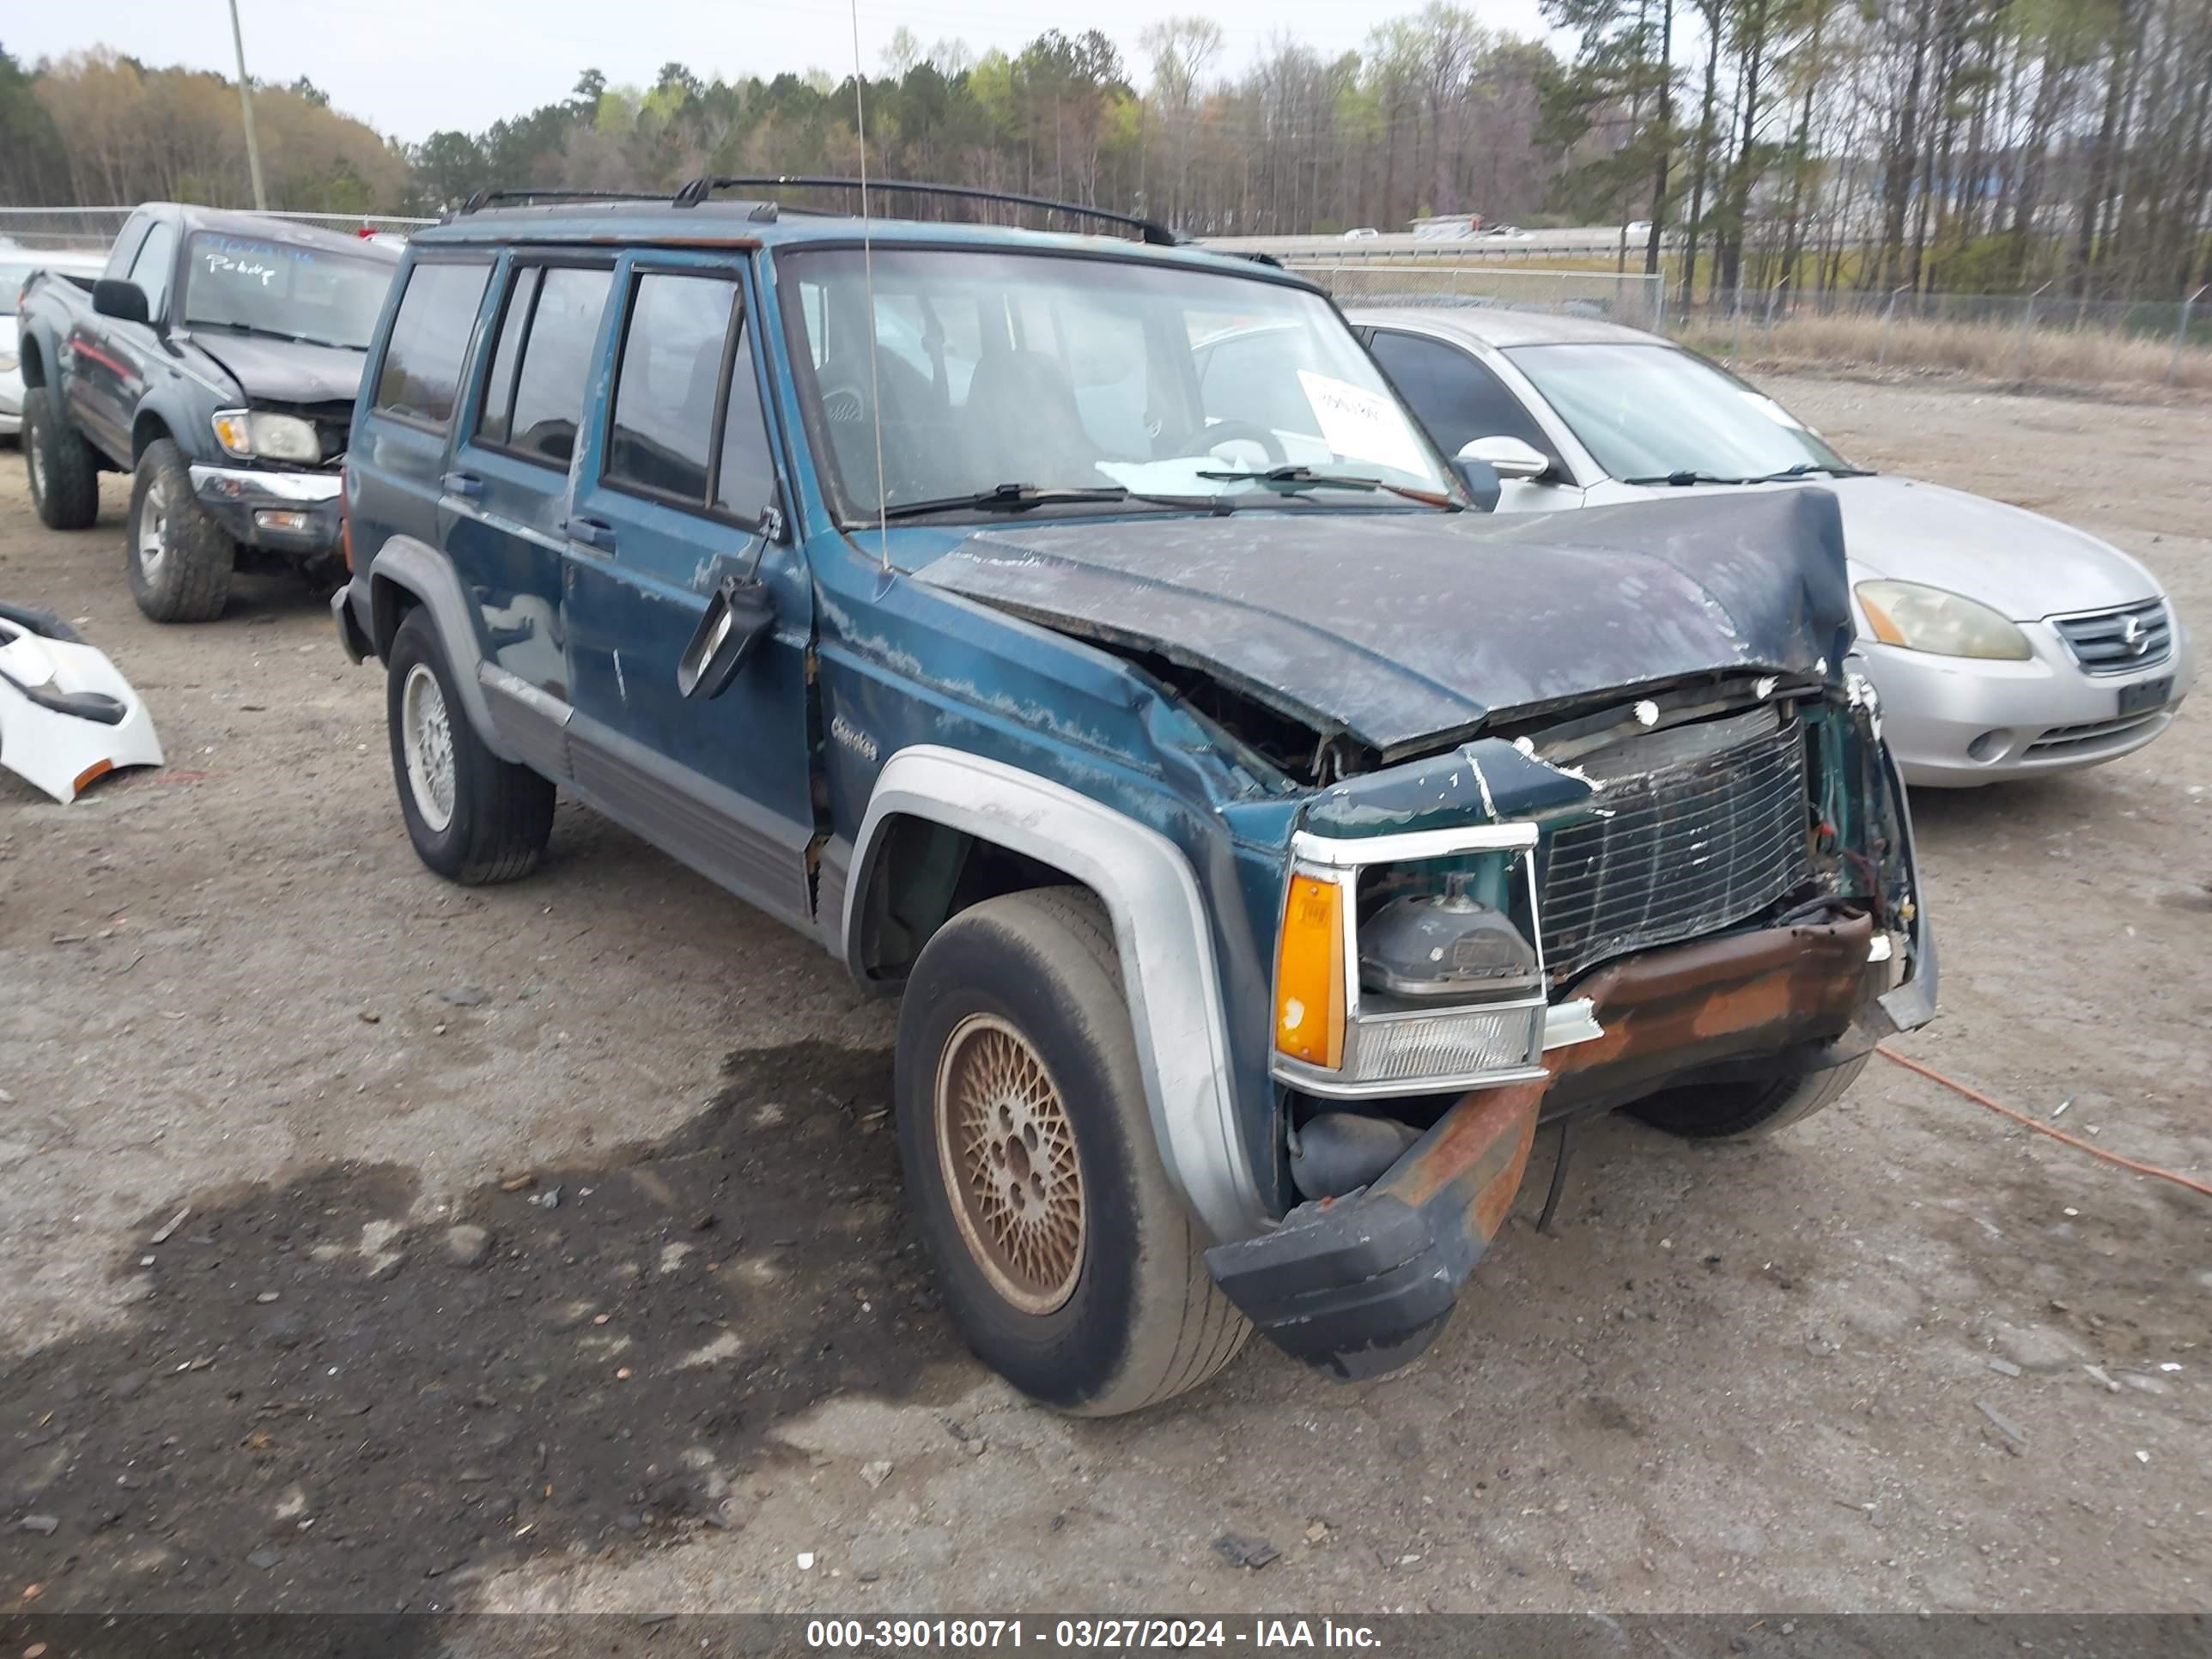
left=363, top=538, right=520, bottom=764
left=847, top=744, right=1269, bottom=1245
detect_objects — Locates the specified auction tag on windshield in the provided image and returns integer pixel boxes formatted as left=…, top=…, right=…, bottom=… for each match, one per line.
left=1297, top=370, right=1428, bottom=476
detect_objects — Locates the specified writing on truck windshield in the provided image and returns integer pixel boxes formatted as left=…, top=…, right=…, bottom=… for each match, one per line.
left=777, top=246, right=1451, bottom=520
left=182, top=234, right=395, bottom=352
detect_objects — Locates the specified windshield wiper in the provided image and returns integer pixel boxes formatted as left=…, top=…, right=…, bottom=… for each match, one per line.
left=1745, top=461, right=1874, bottom=482
left=186, top=319, right=351, bottom=349
left=1193, top=464, right=1460, bottom=508
left=1625, top=462, right=1873, bottom=487
left=877, top=482, right=1232, bottom=521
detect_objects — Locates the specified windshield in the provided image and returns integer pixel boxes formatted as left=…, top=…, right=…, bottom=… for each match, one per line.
left=181, top=233, right=395, bottom=351
left=778, top=246, right=1453, bottom=520
left=1505, top=342, right=1851, bottom=482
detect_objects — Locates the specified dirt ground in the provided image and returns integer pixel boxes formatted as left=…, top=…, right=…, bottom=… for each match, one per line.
left=1, top=374, right=2207, bottom=1620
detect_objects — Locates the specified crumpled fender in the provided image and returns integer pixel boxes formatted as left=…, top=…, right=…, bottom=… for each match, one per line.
left=0, top=605, right=164, bottom=803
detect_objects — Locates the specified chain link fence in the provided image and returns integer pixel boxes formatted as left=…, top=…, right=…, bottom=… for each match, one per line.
left=1284, top=262, right=1668, bottom=331
left=1671, top=284, right=2212, bottom=389
left=0, top=206, right=435, bottom=253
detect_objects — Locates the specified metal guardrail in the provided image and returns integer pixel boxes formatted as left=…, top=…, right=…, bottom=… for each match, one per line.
left=0, top=206, right=435, bottom=252
left=1285, top=261, right=1667, bottom=331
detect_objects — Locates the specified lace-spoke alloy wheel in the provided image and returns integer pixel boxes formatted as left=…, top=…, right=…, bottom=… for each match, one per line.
left=935, top=1012, right=1086, bottom=1316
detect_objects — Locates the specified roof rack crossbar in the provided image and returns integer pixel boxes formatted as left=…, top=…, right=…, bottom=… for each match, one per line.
left=672, top=175, right=1186, bottom=247
left=455, top=187, right=674, bottom=216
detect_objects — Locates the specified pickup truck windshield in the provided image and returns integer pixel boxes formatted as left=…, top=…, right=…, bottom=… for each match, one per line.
left=182, top=234, right=394, bottom=352
left=1505, top=341, right=1853, bottom=484
left=779, top=246, right=1453, bottom=520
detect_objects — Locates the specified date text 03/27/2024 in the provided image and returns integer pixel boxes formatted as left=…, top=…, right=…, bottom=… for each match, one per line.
left=805, top=1619, right=1383, bottom=1649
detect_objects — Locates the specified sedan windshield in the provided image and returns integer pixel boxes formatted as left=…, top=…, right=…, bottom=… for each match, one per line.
left=1505, top=342, right=1852, bottom=483
left=778, top=246, right=1454, bottom=521
left=182, top=233, right=396, bottom=351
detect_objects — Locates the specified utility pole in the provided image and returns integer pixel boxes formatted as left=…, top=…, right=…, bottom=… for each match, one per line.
left=227, top=0, right=269, bottom=210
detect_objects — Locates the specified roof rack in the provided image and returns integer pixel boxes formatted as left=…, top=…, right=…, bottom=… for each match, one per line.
left=455, top=187, right=684, bottom=216
left=672, top=175, right=1186, bottom=247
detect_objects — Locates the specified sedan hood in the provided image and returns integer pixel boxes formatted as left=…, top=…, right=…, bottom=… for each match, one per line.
left=1824, top=474, right=2162, bottom=620
left=186, top=333, right=368, bottom=406
left=915, top=489, right=1855, bottom=759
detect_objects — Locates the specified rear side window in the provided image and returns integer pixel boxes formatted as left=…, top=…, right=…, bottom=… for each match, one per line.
left=501, top=265, right=611, bottom=468
left=373, top=259, right=491, bottom=428
left=475, top=265, right=542, bottom=448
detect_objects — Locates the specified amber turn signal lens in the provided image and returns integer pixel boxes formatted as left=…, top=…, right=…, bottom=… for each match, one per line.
left=71, top=758, right=114, bottom=795
left=1275, top=872, right=1346, bottom=1070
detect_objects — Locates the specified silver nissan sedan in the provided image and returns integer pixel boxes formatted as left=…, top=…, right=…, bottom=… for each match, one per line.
left=1328, top=305, right=2194, bottom=786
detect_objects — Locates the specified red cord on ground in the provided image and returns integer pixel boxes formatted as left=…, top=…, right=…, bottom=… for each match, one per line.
left=1875, top=1044, right=2211, bottom=1200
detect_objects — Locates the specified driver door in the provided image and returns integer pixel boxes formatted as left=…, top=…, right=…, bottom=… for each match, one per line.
left=560, top=252, right=817, bottom=928
left=1364, top=329, right=1583, bottom=513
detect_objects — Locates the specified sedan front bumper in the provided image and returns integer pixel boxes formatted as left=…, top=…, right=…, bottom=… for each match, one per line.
left=1870, top=611, right=2194, bottom=786
left=189, top=465, right=343, bottom=557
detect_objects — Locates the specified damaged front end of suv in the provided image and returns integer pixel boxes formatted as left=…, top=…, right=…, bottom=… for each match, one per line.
left=919, top=485, right=1934, bottom=1382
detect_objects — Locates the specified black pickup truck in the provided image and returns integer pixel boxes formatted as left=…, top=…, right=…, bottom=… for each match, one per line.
left=15, top=204, right=399, bottom=622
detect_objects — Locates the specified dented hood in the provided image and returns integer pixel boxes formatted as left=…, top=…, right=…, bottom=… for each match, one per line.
left=915, top=489, right=1856, bottom=758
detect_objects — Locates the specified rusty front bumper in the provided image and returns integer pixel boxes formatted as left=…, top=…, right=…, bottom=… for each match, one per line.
left=1206, top=913, right=1904, bottom=1380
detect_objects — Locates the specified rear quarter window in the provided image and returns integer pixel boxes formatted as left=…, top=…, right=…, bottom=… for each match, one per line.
left=372, top=258, right=491, bottom=428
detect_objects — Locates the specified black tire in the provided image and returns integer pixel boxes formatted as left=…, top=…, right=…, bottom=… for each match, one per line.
left=1626, top=1054, right=1869, bottom=1139
left=385, top=607, right=556, bottom=884
left=22, top=385, right=100, bottom=531
left=896, top=887, right=1249, bottom=1416
left=125, top=438, right=234, bottom=623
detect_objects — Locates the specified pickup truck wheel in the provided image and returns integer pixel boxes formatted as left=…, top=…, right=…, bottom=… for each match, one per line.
left=385, top=609, right=556, bottom=884
left=1626, top=1054, right=1869, bottom=1139
left=896, top=888, right=1248, bottom=1416
left=126, top=440, right=234, bottom=623
left=23, top=386, right=100, bottom=531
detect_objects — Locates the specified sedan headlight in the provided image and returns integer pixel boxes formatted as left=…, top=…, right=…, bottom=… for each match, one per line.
left=1856, top=580, right=2031, bottom=660
left=0, top=351, right=19, bottom=374
left=211, top=409, right=322, bottom=465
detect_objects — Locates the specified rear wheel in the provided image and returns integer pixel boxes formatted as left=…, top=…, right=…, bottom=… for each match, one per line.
left=126, top=439, right=234, bottom=622
left=1626, top=1054, right=1869, bottom=1139
left=385, top=608, right=556, bottom=884
left=23, top=386, right=100, bottom=531
left=896, top=888, right=1247, bottom=1415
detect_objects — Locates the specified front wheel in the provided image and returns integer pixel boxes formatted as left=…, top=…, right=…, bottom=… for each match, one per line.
left=1626, top=1054, right=1869, bottom=1139
left=896, top=888, right=1248, bottom=1415
left=385, top=608, right=556, bottom=884
left=126, top=439, right=234, bottom=622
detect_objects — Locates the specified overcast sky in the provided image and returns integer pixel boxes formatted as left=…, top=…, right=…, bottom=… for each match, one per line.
left=7, top=0, right=1561, bottom=144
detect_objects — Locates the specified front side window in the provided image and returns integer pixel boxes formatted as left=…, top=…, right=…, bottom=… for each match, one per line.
left=778, top=247, right=1451, bottom=525
left=1367, top=331, right=1559, bottom=465
left=606, top=272, right=737, bottom=504
left=128, top=222, right=179, bottom=318
left=184, top=233, right=397, bottom=350
left=372, top=258, right=491, bottom=427
left=1505, top=342, right=1850, bottom=483
left=501, top=265, right=611, bottom=468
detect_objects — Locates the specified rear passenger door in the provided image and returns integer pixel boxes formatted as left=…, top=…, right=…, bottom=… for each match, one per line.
left=443, top=257, right=615, bottom=700
left=561, top=253, right=816, bottom=927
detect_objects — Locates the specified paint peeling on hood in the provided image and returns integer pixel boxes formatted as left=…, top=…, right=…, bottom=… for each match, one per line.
left=913, top=490, right=1856, bottom=760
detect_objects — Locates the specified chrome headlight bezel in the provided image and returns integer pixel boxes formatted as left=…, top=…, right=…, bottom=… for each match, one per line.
left=1856, top=579, right=2032, bottom=661
left=1272, top=823, right=1553, bottom=1099
left=211, top=407, right=322, bottom=465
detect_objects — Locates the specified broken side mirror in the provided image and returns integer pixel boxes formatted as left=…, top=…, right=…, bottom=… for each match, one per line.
left=1456, top=434, right=1550, bottom=481
left=92, top=278, right=151, bottom=325
left=1452, top=453, right=1502, bottom=513
left=677, top=539, right=776, bottom=700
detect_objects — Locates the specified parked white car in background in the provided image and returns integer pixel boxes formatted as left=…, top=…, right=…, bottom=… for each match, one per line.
left=1340, top=304, right=2194, bottom=785
left=1, top=246, right=108, bottom=441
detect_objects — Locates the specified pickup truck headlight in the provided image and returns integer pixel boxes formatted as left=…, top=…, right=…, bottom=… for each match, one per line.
left=1856, top=580, right=2031, bottom=660
left=1273, top=827, right=1551, bottom=1097
left=211, top=409, right=322, bottom=465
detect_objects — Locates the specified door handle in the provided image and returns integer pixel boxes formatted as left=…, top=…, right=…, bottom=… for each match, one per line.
left=441, top=471, right=484, bottom=499
left=562, top=515, right=617, bottom=552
